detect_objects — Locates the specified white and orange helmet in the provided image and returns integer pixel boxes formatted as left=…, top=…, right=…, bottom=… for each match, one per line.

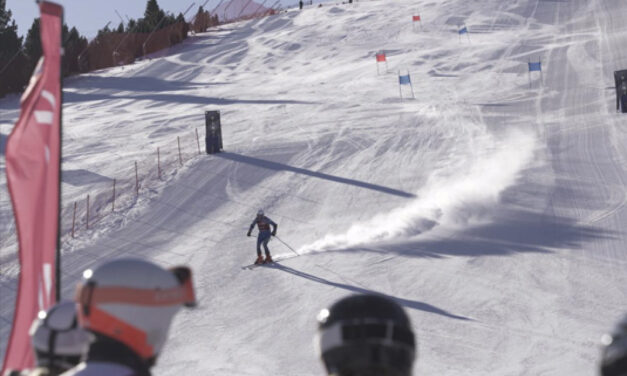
left=74, top=258, right=196, bottom=362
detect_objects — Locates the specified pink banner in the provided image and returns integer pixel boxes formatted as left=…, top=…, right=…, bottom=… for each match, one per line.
left=2, top=1, right=63, bottom=373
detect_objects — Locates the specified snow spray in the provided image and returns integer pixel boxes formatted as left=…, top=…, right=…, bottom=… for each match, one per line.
left=299, top=128, right=536, bottom=253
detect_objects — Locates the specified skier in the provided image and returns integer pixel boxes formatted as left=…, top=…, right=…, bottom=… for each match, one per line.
left=5, top=301, right=90, bottom=376
left=600, top=314, right=627, bottom=376
left=315, top=293, right=417, bottom=376
left=62, top=258, right=196, bottom=376
left=247, top=209, right=278, bottom=264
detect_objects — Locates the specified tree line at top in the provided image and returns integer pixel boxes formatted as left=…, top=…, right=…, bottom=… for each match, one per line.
left=0, top=0, right=198, bottom=98
left=98, top=0, right=187, bottom=37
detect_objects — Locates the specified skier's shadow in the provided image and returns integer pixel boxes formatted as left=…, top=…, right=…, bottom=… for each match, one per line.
left=270, top=263, right=471, bottom=321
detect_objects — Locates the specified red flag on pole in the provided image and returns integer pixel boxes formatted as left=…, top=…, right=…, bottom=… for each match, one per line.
left=375, top=52, right=386, bottom=62
left=412, top=15, right=421, bottom=21
left=1, top=1, right=63, bottom=373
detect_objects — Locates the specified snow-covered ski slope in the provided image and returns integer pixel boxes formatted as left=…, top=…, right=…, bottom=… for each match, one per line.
left=1, top=0, right=627, bottom=374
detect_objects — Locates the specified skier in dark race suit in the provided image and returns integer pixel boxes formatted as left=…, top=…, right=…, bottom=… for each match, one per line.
left=247, top=209, right=278, bottom=264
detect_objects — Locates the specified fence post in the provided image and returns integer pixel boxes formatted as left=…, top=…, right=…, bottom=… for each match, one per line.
left=157, top=147, right=161, bottom=179
left=86, top=194, right=90, bottom=230
left=177, top=136, right=183, bottom=166
left=71, top=202, right=77, bottom=238
left=195, top=128, right=201, bottom=155
left=135, top=161, right=139, bottom=196
left=112, top=178, right=116, bottom=212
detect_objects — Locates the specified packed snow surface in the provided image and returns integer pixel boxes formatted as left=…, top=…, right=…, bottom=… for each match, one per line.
left=1, top=0, right=626, bottom=374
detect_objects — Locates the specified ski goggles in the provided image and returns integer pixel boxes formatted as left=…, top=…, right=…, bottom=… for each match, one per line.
left=37, top=301, right=79, bottom=333
left=75, top=265, right=196, bottom=311
left=317, top=318, right=416, bottom=354
left=31, top=301, right=87, bottom=370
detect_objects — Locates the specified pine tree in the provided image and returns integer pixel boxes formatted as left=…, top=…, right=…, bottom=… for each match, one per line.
left=62, top=26, right=88, bottom=75
left=0, top=0, right=26, bottom=96
left=0, top=0, right=22, bottom=60
left=192, top=6, right=208, bottom=32
left=23, top=18, right=41, bottom=63
left=96, top=23, right=112, bottom=38
left=127, top=18, right=137, bottom=32
left=144, top=0, right=165, bottom=30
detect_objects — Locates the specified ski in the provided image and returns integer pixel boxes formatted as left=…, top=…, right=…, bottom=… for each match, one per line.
left=242, top=261, right=276, bottom=270
left=241, top=252, right=300, bottom=270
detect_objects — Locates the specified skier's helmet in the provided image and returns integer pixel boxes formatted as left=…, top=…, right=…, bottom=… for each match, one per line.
left=29, top=300, right=90, bottom=373
left=257, top=209, right=264, bottom=217
left=316, top=293, right=416, bottom=376
left=75, top=258, right=196, bottom=365
left=600, top=314, right=627, bottom=376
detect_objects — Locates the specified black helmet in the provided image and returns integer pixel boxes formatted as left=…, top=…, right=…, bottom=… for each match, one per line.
left=601, top=314, right=627, bottom=376
left=316, top=294, right=416, bottom=376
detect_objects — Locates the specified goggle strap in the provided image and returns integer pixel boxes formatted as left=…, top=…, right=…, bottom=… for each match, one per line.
left=78, top=305, right=153, bottom=359
left=76, top=284, right=194, bottom=307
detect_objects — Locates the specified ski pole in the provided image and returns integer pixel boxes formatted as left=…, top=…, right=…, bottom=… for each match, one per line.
left=274, top=235, right=299, bottom=256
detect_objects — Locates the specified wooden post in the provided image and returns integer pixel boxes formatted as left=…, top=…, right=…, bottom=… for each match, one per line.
left=135, top=161, right=139, bottom=196
left=71, top=202, right=77, bottom=238
left=157, top=147, right=161, bottom=179
left=112, top=178, right=116, bottom=212
left=528, top=58, right=531, bottom=89
left=86, top=194, right=90, bottom=229
left=177, top=136, right=183, bottom=166
left=195, top=128, right=201, bottom=155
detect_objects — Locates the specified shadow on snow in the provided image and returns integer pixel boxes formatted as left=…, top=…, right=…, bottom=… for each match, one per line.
left=216, top=152, right=416, bottom=199
left=63, top=91, right=317, bottom=106
left=270, top=263, right=471, bottom=321
left=332, top=208, right=616, bottom=259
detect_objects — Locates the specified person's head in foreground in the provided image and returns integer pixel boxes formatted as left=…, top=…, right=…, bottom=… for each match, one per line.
left=600, top=314, right=627, bottom=376
left=27, top=300, right=91, bottom=375
left=69, top=258, right=196, bottom=376
left=316, top=293, right=416, bottom=376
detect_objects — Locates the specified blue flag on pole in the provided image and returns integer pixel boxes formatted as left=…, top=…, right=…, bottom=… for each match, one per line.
left=528, top=61, right=542, bottom=72
left=458, top=26, right=468, bottom=34
left=399, top=74, right=411, bottom=85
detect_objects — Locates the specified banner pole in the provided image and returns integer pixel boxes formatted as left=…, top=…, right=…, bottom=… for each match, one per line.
left=55, top=5, right=65, bottom=302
